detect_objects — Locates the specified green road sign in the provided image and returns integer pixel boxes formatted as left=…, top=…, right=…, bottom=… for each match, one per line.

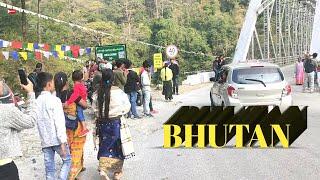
left=95, top=44, right=127, bottom=61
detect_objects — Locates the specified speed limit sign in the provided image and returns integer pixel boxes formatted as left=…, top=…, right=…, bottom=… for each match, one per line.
left=166, top=45, right=178, bottom=59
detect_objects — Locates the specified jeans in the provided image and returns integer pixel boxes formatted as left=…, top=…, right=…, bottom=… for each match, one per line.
left=0, top=161, right=19, bottom=180
left=42, top=145, right=71, bottom=180
left=77, top=105, right=85, bottom=122
left=172, top=76, right=179, bottom=94
left=304, top=72, right=315, bottom=91
left=127, top=92, right=139, bottom=117
left=149, top=96, right=153, bottom=111
left=143, top=90, right=151, bottom=114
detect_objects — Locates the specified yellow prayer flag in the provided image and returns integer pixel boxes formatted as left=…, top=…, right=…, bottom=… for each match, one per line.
left=19, top=52, right=28, bottom=60
left=27, top=43, right=34, bottom=51
left=55, top=45, right=62, bottom=51
left=58, top=51, right=64, bottom=59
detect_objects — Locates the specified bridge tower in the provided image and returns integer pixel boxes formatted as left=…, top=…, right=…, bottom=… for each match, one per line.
left=233, top=0, right=320, bottom=65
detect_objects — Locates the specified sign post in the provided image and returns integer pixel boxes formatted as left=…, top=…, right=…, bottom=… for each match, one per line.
left=153, top=53, right=163, bottom=70
left=95, top=44, right=127, bottom=61
left=166, top=45, right=178, bottom=59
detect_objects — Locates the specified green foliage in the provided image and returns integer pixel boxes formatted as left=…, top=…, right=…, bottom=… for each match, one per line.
left=0, top=0, right=248, bottom=92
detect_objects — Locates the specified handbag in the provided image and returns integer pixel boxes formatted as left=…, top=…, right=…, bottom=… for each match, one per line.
left=120, top=117, right=135, bottom=159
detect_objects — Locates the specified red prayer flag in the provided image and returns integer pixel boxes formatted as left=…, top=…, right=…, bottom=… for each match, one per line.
left=35, top=52, right=42, bottom=60
left=71, top=45, right=80, bottom=58
left=11, top=41, right=23, bottom=49
left=8, top=9, right=17, bottom=15
left=43, top=44, right=50, bottom=51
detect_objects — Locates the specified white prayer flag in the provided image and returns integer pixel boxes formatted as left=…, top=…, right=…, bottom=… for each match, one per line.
left=2, top=51, right=9, bottom=60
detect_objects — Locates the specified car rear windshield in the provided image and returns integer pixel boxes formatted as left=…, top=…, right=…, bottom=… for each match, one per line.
left=232, top=67, right=284, bottom=84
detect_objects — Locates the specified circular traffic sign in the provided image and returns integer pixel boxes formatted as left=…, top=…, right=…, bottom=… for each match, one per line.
left=166, top=45, right=178, bottom=59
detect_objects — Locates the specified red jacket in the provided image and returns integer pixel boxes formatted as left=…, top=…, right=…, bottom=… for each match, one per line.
left=66, top=82, right=87, bottom=105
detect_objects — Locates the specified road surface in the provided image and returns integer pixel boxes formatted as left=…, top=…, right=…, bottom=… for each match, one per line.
left=17, top=65, right=320, bottom=179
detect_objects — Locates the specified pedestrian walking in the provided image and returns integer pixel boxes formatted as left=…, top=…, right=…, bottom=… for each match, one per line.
left=92, top=69, right=131, bottom=180
left=169, top=59, right=180, bottom=95
left=303, top=53, right=317, bottom=93
left=124, top=60, right=142, bottom=119
left=161, top=62, right=173, bottom=101
left=54, top=72, right=88, bottom=179
left=0, top=79, right=38, bottom=180
left=113, top=60, right=128, bottom=91
left=295, top=57, right=304, bottom=85
left=141, top=61, right=153, bottom=117
left=65, top=70, right=89, bottom=137
left=35, top=72, right=71, bottom=180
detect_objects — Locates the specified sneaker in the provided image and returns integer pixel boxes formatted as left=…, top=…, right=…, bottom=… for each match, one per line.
left=133, top=116, right=142, bottom=119
left=145, top=114, right=153, bottom=117
left=78, top=129, right=89, bottom=137
left=151, top=110, right=159, bottom=114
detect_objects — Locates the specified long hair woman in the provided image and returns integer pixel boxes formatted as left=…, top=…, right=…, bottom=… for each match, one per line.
left=54, top=72, right=88, bottom=179
left=93, top=69, right=131, bottom=180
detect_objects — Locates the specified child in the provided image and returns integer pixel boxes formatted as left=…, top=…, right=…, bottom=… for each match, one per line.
left=35, top=72, right=71, bottom=180
left=66, top=70, right=89, bottom=137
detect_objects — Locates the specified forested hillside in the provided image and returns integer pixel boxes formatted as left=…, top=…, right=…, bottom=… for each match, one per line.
left=0, top=0, right=249, bottom=89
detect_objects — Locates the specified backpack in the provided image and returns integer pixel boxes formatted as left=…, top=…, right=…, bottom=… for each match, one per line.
left=304, top=59, right=315, bottom=73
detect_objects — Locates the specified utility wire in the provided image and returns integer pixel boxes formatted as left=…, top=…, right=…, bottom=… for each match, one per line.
left=0, top=2, right=214, bottom=58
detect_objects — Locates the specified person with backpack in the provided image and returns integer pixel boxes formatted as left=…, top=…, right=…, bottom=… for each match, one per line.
left=169, top=59, right=180, bottom=95
left=124, top=60, right=142, bottom=119
left=303, top=53, right=317, bottom=93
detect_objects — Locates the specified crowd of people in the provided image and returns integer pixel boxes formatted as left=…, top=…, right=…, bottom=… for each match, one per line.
left=0, top=57, right=180, bottom=180
left=212, top=55, right=226, bottom=81
left=295, top=52, right=319, bottom=93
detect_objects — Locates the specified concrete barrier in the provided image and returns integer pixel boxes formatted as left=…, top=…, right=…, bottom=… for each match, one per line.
left=182, top=71, right=215, bottom=85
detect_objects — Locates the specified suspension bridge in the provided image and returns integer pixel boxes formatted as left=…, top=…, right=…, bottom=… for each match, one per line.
left=233, top=0, right=320, bottom=65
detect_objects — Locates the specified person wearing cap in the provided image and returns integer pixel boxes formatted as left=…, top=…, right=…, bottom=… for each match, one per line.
left=161, top=62, right=173, bottom=101
left=0, top=79, right=38, bottom=180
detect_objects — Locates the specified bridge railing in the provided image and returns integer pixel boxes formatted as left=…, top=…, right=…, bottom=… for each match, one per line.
left=251, top=56, right=299, bottom=67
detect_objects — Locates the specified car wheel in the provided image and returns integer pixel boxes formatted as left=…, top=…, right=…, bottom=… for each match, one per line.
left=210, top=93, right=215, bottom=107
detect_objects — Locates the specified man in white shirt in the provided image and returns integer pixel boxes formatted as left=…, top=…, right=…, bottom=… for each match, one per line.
left=36, top=72, right=71, bottom=180
left=141, top=61, right=153, bottom=117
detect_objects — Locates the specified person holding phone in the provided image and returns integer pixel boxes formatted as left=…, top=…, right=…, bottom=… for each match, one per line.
left=35, top=72, right=71, bottom=180
left=0, top=79, right=38, bottom=180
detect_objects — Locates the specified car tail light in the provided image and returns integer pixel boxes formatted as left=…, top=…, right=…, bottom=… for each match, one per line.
left=282, top=85, right=292, bottom=96
left=227, top=86, right=238, bottom=99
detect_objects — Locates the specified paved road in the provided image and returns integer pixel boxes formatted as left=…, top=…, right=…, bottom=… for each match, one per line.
left=120, top=65, right=320, bottom=180
left=17, top=65, right=320, bottom=179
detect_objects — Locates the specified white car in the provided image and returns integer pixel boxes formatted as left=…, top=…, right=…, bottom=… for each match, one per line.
left=210, top=62, right=293, bottom=109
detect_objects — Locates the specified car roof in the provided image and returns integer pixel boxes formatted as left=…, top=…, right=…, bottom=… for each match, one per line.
left=224, top=62, right=280, bottom=69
